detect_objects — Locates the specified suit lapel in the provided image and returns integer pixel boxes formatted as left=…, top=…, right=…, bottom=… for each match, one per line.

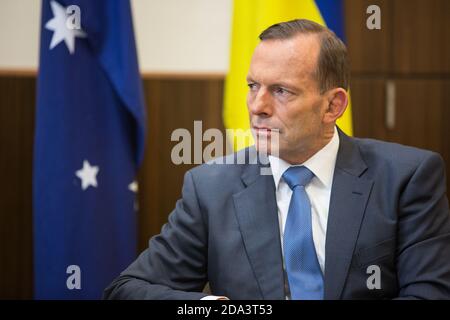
left=232, top=152, right=285, bottom=300
left=324, top=130, right=374, bottom=299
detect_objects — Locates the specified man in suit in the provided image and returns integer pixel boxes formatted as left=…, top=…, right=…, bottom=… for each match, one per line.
left=104, top=19, right=450, bottom=299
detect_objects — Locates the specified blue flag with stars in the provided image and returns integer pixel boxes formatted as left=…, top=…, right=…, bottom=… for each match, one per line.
left=34, top=0, right=146, bottom=299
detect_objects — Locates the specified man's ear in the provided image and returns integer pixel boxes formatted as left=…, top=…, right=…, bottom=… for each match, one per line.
left=322, top=88, right=348, bottom=124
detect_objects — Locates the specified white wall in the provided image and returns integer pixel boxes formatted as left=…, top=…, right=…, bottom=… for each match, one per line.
left=133, top=0, right=232, bottom=73
left=0, top=0, right=232, bottom=73
left=0, top=0, right=41, bottom=71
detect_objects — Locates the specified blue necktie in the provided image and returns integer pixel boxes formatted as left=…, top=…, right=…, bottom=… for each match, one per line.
left=282, top=166, right=324, bottom=300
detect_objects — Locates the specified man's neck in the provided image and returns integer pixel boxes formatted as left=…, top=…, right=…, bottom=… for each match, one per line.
left=281, top=127, right=335, bottom=165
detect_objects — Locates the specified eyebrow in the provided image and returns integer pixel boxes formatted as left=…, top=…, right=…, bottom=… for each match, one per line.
left=246, top=74, right=304, bottom=94
left=271, top=82, right=300, bottom=91
left=247, top=76, right=295, bottom=87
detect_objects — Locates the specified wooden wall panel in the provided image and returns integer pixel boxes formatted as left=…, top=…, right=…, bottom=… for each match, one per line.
left=0, top=76, right=34, bottom=299
left=350, top=78, right=387, bottom=140
left=344, top=0, right=392, bottom=73
left=388, top=80, right=449, bottom=154
left=393, top=0, right=450, bottom=73
left=345, top=0, right=450, bottom=74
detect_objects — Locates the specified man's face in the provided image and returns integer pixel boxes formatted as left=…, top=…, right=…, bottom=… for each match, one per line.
left=247, top=34, right=329, bottom=162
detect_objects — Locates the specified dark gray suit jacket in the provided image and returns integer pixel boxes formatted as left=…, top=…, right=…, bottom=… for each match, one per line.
left=104, top=130, right=450, bottom=299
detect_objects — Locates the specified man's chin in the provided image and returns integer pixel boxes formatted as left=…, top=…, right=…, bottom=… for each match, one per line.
left=254, top=139, right=280, bottom=157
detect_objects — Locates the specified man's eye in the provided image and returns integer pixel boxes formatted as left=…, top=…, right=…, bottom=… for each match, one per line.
left=247, top=83, right=258, bottom=90
left=275, top=87, right=290, bottom=95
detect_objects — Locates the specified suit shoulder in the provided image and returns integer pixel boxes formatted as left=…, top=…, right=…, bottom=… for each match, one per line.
left=353, top=137, right=441, bottom=169
left=186, top=147, right=254, bottom=180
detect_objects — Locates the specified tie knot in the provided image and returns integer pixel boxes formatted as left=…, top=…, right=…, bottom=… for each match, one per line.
left=282, top=166, right=314, bottom=189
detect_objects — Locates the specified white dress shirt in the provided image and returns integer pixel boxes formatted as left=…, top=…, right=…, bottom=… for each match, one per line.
left=269, top=127, right=339, bottom=273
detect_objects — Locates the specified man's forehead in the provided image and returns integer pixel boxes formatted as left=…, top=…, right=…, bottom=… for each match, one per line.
left=249, top=34, right=320, bottom=80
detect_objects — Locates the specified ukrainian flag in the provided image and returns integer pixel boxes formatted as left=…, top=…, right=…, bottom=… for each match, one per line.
left=224, top=0, right=353, bottom=150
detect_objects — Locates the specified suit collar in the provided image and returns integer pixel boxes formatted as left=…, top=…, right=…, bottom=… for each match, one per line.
left=335, top=127, right=368, bottom=177
left=240, top=147, right=270, bottom=186
left=323, top=128, right=373, bottom=299
left=233, top=152, right=285, bottom=299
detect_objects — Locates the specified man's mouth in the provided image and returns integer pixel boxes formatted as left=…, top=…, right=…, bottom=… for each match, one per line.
left=252, top=127, right=271, bottom=135
left=252, top=126, right=279, bottom=135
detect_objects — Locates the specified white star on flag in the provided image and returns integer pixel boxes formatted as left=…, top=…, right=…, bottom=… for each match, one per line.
left=45, top=0, right=86, bottom=54
left=128, top=181, right=138, bottom=193
left=76, top=160, right=99, bottom=190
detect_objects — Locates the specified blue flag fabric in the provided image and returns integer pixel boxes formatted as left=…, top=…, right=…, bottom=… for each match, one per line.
left=315, top=0, right=346, bottom=42
left=34, top=0, right=146, bottom=299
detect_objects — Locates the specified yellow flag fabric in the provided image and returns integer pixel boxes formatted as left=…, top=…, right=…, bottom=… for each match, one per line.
left=224, top=0, right=353, bottom=150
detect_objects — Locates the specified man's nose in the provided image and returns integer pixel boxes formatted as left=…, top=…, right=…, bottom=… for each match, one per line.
left=249, top=88, right=273, bottom=117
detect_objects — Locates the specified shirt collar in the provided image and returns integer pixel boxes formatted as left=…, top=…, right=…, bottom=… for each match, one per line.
left=269, top=126, right=340, bottom=189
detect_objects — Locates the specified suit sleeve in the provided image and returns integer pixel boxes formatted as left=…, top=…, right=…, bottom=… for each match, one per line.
left=396, top=152, right=450, bottom=299
left=103, top=170, right=209, bottom=300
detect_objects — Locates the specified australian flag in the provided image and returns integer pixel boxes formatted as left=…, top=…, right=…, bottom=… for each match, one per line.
left=33, top=0, right=146, bottom=299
